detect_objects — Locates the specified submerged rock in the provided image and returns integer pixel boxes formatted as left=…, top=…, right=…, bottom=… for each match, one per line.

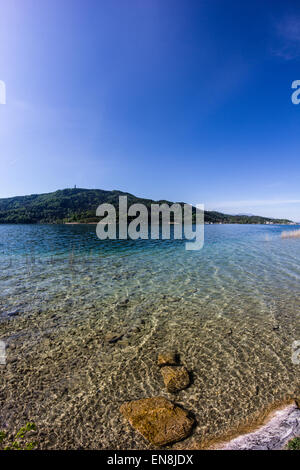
left=157, top=351, right=178, bottom=367
left=120, top=397, right=194, bottom=446
left=161, top=366, right=190, bottom=393
left=104, top=333, right=124, bottom=344
left=7, top=310, right=20, bottom=317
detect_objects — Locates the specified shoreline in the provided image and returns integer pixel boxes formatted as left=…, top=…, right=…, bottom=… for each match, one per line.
left=207, top=401, right=300, bottom=450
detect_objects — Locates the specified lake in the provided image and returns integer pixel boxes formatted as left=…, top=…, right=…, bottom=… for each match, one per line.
left=0, top=224, right=299, bottom=449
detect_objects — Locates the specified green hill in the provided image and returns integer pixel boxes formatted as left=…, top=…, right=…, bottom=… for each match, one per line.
left=0, top=188, right=292, bottom=225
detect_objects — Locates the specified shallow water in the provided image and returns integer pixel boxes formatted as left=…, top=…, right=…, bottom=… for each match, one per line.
left=218, top=404, right=300, bottom=450
left=0, top=224, right=299, bottom=449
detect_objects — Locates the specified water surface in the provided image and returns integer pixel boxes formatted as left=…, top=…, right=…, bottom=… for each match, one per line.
left=0, top=224, right=299, bottom=449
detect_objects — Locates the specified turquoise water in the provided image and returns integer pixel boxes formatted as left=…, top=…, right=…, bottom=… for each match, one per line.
left=0, top=224, right=299, bottom=449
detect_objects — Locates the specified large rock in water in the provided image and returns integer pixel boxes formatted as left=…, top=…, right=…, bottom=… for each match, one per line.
left=120, top=397, right=194, bottom=446
left=157, top=351, right=178, bottom=367
left=161, top=366, right=190, bottom=393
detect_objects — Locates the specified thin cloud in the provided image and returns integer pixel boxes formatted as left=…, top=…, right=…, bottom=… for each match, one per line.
left=272, top=15, right=300, bottom=60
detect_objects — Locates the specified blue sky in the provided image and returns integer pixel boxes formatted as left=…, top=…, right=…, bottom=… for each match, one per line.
left=1, top=0, right=300, bottom=220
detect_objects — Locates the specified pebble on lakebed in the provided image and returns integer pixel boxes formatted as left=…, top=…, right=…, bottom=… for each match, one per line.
left=120, top=397, right=194, bottom=446
left=160, top=366, right=190, bottom=393
left=157, top=350, right=191, bottom=393
left=104, top=333, right=124, bottom=344
left=157, top=351, right=178, bottom=367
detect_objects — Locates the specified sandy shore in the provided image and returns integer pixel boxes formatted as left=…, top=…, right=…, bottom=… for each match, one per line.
left=213, top=403, right=300, bottom=450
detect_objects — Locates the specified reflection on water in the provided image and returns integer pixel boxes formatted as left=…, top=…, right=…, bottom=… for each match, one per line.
left=0, top=224, right=299, bottom=449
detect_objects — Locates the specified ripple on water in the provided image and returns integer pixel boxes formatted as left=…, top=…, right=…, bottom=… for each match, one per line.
left=0, top=224, right=299, bottom=449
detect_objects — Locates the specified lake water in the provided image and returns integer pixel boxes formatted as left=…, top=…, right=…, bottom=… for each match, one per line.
left=0, top=224, right=299, bottom=449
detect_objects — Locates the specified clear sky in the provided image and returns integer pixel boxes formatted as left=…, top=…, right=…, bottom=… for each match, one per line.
left=1, top=0, right=300, bottom=220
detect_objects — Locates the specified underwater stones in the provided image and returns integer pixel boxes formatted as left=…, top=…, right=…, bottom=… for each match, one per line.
left=157, top=351, right=178, bottom=367
left=128, top=326, right=140, bottom=334
left=157, top=351, right=191, bottom=393
left=104, top=333, right=124, bottom=344
left=116, top=299, right=129, bottom=309
left=119, top=351, right=193, bottom=445
left=160, top=366, right=190, bottom=393
left=120, top=397, right=194, bottom=446
left=7, top=310, right=19, bottom=317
